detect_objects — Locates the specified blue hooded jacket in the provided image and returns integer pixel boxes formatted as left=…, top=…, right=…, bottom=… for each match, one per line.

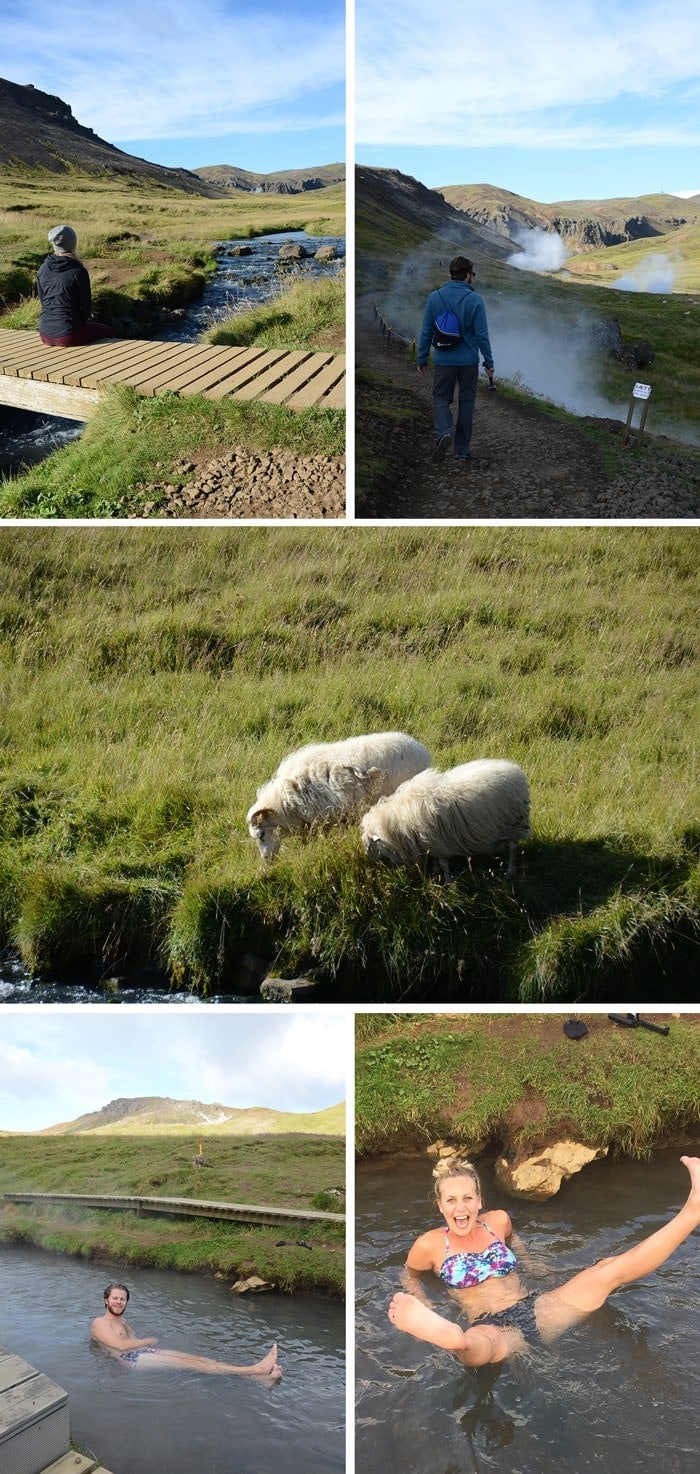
left=418, top=280, right=494, bottom=370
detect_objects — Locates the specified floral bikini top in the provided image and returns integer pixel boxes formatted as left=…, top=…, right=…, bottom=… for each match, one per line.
left=439, top=1220, right=517, bottom=1289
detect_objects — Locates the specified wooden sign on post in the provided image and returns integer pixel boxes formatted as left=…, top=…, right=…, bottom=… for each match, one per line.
left=622, top=383, right=652, bottom=447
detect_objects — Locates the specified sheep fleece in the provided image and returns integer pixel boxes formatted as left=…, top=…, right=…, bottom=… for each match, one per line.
left=360, top=760, right=531, bottom=863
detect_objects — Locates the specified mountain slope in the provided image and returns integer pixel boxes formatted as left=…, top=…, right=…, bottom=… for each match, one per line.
left=0, top=76, right=219, bottom=195
left=195, top=163, right=345, bottom=194
left=439, top=182, right=700, bottom=250
left=35, top=1096, right=345, bottom=1137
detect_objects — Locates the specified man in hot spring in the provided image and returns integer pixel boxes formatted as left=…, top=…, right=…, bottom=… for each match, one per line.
left=91, top=1283, right=282, bottom=1377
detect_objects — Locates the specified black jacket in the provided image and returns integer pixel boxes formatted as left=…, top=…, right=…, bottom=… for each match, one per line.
left=36, top=254, right=91, bottom=336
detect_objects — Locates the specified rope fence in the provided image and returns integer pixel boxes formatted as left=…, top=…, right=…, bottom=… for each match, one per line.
left=373, top=301, right=417, bottom=358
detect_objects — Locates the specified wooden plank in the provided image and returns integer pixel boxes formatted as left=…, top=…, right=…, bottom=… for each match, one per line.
left=138, top=345, right=253, bottom=395
left=115, top=344, right=233, bottom=395
left=53, top=340, right=159, bottom=384
left=176, top=347, right=272, bottom=397
left=0, top=340, right=52, bottom=372
left=225, top=350, right=315, bottom=403
left=281, top=356, right=347, bottom=411
left=321, top=376, right=346, bottom=410
left=0, top=376, right=98, bottom=420
left=40, top=1453, right=103, bottom=1474
left=97, top=343, right=207, bottom=392
left=79, top=343, right=195, bottom=390
left=253, top=353, right=332, bottom=407
left=203, top=349, right=292, bottom=401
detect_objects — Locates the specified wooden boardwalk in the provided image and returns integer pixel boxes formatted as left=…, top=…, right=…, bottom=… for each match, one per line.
left=4, top=1191, right=344, bottom=1228
left=0, top=1345, right=113, bottom=1474
left=0, top=328, right=345, bottom=421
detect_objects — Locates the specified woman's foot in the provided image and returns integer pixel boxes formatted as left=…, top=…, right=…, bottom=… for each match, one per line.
left=388, top=1293, right=465, bottom=1351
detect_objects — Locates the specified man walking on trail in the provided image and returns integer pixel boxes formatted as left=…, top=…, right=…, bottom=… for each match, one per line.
left=91, top=1282, right=282, bottom=1378
left=417, top=256, right=494, bottom=462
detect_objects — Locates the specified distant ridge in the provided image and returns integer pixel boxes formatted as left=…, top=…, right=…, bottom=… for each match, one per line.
left=0, top=76, right=220, bottom=195
left=195, top=163, right=345, bottom=195
left=28, top=1095, right=345, bottom=1137
left=438, top=181, right=700, bottom=250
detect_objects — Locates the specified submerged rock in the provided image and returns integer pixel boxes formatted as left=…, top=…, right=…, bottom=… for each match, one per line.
left=495, top=1139, right=608, bottom=1198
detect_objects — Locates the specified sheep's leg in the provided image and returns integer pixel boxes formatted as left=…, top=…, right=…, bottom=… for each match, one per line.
left=505, top=841, right=518, bottom=878
left=439, top=858, right=453, bottom=883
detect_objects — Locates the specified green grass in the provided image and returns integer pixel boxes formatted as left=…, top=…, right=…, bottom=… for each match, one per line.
left=0, top=386, right=344, bottom=517
left=207, top=274, right=345, bottom=353
left=0, top=525, right=697, bottom=1001
left=355, top=1013, right=700, bottom=1156
left=0, top=1131, right=345, bottom=1293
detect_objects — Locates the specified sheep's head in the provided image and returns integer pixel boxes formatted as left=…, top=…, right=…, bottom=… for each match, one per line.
left=360, top=825, right=402, bottom=867
left=246, top=806, right=281, bottom=861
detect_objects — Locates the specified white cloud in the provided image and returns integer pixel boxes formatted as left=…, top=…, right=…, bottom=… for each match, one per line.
left=356, top=1, right=700, bottom=148
left=1, top=0, right=345, bottom=141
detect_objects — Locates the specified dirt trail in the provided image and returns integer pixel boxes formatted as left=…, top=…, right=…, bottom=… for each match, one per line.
left=356, top=296, right=699, bottom=519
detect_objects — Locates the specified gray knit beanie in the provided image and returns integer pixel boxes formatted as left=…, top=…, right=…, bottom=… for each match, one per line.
left=48, top=224, right=77, bottom=253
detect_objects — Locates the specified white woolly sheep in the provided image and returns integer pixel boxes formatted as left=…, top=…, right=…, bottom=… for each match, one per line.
left=247, top=731, right=432, bottom=860
left=360, top=759, right=530, bottom=880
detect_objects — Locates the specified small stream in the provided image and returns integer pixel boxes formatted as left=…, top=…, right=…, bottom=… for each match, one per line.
left=0, top=954, right=245, bottom=1004
left=0, top=1246, right=344, bottom=1474
left=357, top=1148, right=700, bottom=1474
left=0, top=230, right=344, bottom=478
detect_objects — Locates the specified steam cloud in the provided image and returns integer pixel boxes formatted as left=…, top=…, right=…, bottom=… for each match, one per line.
left=507, top=227, right=568, bottom=273
left=612, top=254, right=675, bottom=293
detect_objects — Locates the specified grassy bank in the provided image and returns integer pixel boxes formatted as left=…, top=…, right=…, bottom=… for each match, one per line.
left=207, top=275, right=345, bottom=354
left=0, top=1132, right=345, bottom=1294
left=0, top=171, right=345, bottom=323
left=0, top=385, right=344, bottom=517
left=355, top=1013, right=700, bottom=1157
left=0, top=526, right=697, bottom=1002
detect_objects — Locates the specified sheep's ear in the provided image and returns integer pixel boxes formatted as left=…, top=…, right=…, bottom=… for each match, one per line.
left=250, top=806, right=274, bottom=824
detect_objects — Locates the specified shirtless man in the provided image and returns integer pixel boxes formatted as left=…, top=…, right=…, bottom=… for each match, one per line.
left=91, top=1283, right=282, bottom=1378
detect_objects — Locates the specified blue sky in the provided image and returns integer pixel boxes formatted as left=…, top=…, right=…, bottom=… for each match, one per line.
left=356, top=0, right=700, bottom=202
left=0, top=1011, right=348, bottom=1132
left=1, top=0, right=345, bottom=172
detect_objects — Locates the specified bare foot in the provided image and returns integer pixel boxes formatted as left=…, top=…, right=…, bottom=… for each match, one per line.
left=251, top=1344, right=281, bottom=1378
left=388, top=1293, right=465, bottom=1352
left=680, top=1156, right=700, bottom=1215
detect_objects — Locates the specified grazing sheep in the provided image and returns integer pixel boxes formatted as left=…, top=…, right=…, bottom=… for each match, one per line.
left=247, top=732, right=432, bottom=860
left=360, top=759, right=530, bottom=880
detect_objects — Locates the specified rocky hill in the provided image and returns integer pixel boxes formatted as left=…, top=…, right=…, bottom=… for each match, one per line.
left=195, top=163, right=345, bottom=194
left=36, top=1095, right=345, bottom=1136
left=439, top=181, right=700, bottom=251
left=0, top=76, right=220, bottom=195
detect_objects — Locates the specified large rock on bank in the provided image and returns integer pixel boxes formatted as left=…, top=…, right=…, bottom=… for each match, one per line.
left=495, top=1139, right=608, bottom=1198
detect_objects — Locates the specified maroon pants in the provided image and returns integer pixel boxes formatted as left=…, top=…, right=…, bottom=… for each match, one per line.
left=40, top=323, right=117, bottom=347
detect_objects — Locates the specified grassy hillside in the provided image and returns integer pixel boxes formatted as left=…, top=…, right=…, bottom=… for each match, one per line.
left=0, top=526, right=697, bottom=1003
left=355, top=1013, right=700, bottom=1157
left=0, top=171, right=345, bottom=324
left=45, top=1099, right=345, bottom=1137
left=0, top=1131, right=345, bottom=1292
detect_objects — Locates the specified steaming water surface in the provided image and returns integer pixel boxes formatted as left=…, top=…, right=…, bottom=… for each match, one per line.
left=357, top=1148, right=699, bottom=1474
left=0, top=1247, right=344, bottom=1474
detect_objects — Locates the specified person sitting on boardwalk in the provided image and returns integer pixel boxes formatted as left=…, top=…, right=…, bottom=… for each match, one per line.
left=388, top=1153, right=700, bottom=1365
left=91, top=1283, right=282, bottom=1378
left=36, top=226, right=117, bottom=347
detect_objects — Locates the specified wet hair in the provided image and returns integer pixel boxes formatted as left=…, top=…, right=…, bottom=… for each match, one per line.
left=449, top=256, right=475, bottom=280
left=432, top=1155, right=482, bottom=1202
left=104, top=1282, right=130, bottom=1304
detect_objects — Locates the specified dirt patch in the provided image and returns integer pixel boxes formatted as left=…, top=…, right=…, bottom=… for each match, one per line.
left=356, top=296, right=700, bottom=518
left=126, top=445, right=346, bottom=519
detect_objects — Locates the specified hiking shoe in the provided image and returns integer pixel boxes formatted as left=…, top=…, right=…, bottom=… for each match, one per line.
left=432, top=432, right=452, bottom=462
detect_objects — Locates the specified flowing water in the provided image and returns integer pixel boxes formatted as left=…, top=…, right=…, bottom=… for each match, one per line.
left=0, top=955, right=245, bottom=1004
left=356, top=1147, right=699, bottom=1474
left=0, top=230, right=344, bottom=476
left=0, top=1245, right=344, bottom=1474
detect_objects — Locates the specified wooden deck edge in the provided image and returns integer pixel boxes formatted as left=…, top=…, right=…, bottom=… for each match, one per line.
left=0, top=374, right=99, bottom=421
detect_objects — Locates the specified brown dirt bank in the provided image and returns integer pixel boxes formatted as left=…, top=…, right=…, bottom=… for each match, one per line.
left=121, top=446, right=346, bottom=518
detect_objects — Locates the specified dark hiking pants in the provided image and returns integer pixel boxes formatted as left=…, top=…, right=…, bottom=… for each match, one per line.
left=432, top=363, right=479, bottom=456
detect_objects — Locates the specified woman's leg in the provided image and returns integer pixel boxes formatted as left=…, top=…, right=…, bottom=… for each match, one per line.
left=388, top=1293, right=511, bottom=1366
left=139, top=1343, right=281, bottom=1377
left=540, top=1155, right=700, bottom=1332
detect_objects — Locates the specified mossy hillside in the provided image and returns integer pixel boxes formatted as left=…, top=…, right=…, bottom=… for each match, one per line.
left=0, top=525, right=697, bottom=1001
left=0, top=1131, right=345, bottom=1294
left=355, top=1013, right=700, bottom=1157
